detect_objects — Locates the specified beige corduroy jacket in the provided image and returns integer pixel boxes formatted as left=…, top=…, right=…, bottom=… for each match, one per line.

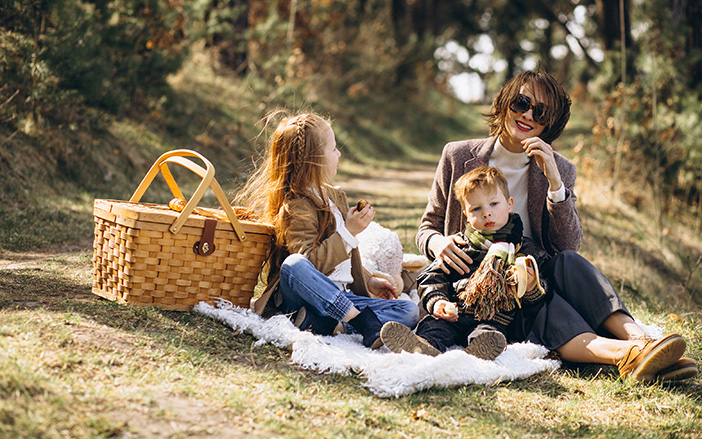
left=252, top=186, right=373, bottom=317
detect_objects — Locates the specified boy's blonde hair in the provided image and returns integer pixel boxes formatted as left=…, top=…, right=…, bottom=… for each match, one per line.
left=454, top=166, right=510, bottom=212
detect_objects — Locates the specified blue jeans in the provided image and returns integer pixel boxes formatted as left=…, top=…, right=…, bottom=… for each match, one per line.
left=279, top=253, right=420, bottom=329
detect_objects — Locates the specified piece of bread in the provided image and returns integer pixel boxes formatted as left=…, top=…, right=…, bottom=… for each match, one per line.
left=357, top=199, right=369, bottom=210
left=444, top=302, right=458, bottom=316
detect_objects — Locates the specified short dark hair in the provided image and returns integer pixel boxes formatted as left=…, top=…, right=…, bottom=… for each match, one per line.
left=486, top=70, right=571, bottom=144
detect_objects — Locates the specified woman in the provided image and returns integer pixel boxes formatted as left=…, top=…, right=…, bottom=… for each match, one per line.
left=415, top=70, right=697, bottom=382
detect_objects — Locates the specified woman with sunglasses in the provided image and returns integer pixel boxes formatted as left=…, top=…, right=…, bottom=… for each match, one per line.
left=416, top=70, right=696, bottom=382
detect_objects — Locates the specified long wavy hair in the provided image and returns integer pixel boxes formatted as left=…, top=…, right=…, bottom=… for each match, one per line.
left=485, top=70, right=571, bottom=144
left=235, top=111, right=334, bottom=281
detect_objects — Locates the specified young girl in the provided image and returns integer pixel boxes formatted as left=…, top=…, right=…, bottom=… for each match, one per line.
left=239, top=111, right=419, bottom=348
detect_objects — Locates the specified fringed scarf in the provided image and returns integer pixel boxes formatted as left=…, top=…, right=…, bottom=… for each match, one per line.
left=458, top=213, right=523, bottom=320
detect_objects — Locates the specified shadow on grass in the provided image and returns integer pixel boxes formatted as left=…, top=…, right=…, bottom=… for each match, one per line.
left=0, top=269, right=295, bottom=374
left=0, top=204, right=95, bottom=253
left=0, top=263, right=410, bottom=397
left=560, top=358, right=702, bottom=399
left=403, top=362, right=701, bottom=437
left=579, top=204, right=702, bottom=309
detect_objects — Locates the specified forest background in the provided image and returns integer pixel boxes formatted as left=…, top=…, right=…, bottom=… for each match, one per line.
left=1, top=0, right=702, bottom=438
left=3, top=0, right=702, bottom=247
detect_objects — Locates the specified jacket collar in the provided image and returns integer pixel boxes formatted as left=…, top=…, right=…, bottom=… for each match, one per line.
left=464, top=137, right=497, bottom=169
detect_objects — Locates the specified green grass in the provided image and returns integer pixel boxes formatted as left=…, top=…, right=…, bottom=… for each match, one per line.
left=1, top=53, right=701, bottom=437
left=0, top=195, right=95, bottom=252
left=0, top=263, right=699, bottom=438
left=1, top=160, right=700, bottom=437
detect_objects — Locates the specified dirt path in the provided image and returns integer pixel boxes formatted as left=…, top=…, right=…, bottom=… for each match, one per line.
left=336, top=163, right=438, bottom=250
left=336, top=164, right=437, bottom=201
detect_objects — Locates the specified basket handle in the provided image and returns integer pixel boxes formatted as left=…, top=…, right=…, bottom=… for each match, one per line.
left=129, top=149, right=246, bottom=240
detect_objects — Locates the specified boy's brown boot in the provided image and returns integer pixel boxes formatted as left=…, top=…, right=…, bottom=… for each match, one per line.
left=617, top=333, right=686, bottom=383
left=464, top=330, right=506, bottom=361
left=380, top=321, right=440, bottom=356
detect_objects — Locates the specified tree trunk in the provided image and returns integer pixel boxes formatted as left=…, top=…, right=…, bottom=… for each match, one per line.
left=684, top=0, right=702, bottom=86
left=205, top=0, right=249, bottom=75
left=391, top=0, right=410, bottom=46
left=538, top=23, right=553, bottom=72
left=595, top=0, right=634, bottom=51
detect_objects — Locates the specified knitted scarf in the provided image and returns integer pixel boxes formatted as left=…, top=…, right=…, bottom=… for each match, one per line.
left=458, top=213, right=523, bottom=320
left=465, top=213, right=523, bottom=251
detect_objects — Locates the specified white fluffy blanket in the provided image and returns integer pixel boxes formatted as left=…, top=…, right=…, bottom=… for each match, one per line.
left=193, top=299, right=561, bottom=398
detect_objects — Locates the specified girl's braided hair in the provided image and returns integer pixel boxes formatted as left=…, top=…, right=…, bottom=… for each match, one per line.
left=234, top=110, right=334, bottom=281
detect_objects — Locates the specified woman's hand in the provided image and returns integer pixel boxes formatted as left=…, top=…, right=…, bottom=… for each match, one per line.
left=522, top=137, right=563, bottom=191
left=346, top=203, right=374, bottom=236
left=368, top=276, right=397, bottom=299
left=428, top=234, right=473, bottom=275
left=433, top=299, right=459, bottom=322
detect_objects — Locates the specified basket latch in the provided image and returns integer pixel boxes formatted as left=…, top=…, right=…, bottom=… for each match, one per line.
left=193, top=219, right=217, bottom=256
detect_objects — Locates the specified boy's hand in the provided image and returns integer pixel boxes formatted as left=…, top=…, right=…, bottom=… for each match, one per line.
left=368, top=276, right=397, bottom=299
left=525, top=261, right=537, bottom=292
left=510, top=256, right=540, bottom=300
left=433, top=299, right=459, bottom=322
left=346, top=202, right=374, bottom=235
left=428, top=234, right=473, bottom=275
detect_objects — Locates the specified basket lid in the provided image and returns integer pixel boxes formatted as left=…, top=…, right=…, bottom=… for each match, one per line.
left=94, top=199, right=274, bottom=236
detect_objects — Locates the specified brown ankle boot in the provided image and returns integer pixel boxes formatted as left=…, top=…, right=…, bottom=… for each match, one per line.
left=464, top=330, right=506, bottom=361
left=617, top=333, right=686, bottom=383
left=657, top=357, right=698, bottom=381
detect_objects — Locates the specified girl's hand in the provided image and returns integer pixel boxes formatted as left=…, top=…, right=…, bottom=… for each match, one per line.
left=433, top=300, right=459, bottom=322
left=346, top=203, right=374, bottom=235
left=428, top=234, right=473, bottom=275
left=368, top=276, right=397, bottom=299
left=522, top=137, right=563, bottom=191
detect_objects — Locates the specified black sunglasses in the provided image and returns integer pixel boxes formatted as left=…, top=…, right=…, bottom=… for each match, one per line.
left=509, top=94, right=549, bottom=125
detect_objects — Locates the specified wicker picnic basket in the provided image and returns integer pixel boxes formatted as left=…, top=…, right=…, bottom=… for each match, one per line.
left=92, top=149, right=273, bottom=311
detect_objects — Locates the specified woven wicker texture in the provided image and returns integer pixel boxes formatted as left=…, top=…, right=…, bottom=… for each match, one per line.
left=92, top=199, right=273, bottom=311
